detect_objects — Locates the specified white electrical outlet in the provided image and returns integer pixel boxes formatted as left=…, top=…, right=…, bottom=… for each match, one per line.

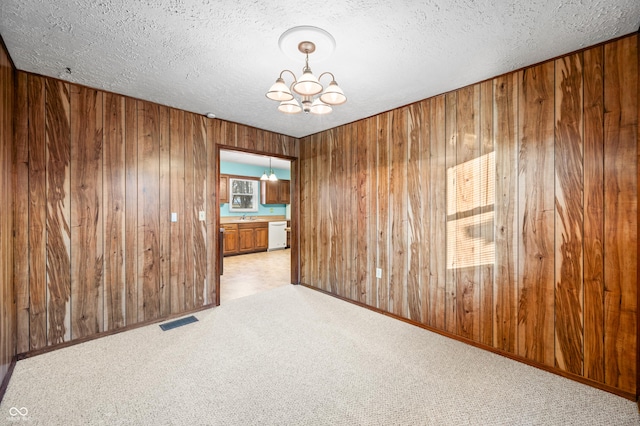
left=199, top=211, right=205, bottom=221
left=171, top=212, right=178, bottom=222
left=376, top=268, right=382, bottom=279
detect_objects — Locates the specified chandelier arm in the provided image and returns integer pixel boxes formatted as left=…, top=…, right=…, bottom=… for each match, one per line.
left=318, top=72, right=336, bottom=82
left=278, top=69, right=298, bottom=84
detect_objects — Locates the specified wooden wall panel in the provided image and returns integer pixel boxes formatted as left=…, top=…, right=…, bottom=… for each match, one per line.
left=328, top=128, right=340, bottom=295
left=516, top=62, right=556, bottom=367
left=444, top=92, right=457, bottom=335
left=390, top=107, right=408, bottom=317
left=407, top=102, right=424, bottom=323
left=169, top=109, right=185, bottom=313
left=417, top=100, right=431, bottom=326
left=137, top=101, right=161, bottom=321
left=183, top=114, right=196, bottom=309
left=298, top=34, right=638, bottom=398
left=356, top=119, right=371, bottom=304
left=479, top=80, right=495, bottom=347
left=159, top=106, right=171, bottom=316
left=603, top=36, right=637, bottom=394
left=192, top=114, right=207, bottom=308
left=103, top=92, right=126, bottom=331
left=28, top=76, right=47, bottom=349
left=205, top=119, right=217, bottom=305
left=0, top=37, right=15, bottom=386
left=493, top=73, right=518, bottom=352
left=70, top=86, right=103, bottom=339
left=429, top=95, right=447, bottom=331
left=13, top=71, right=299, bottom=355
left=554, top=53, right=584, bottom=375
left=376, top=113, right=390, bottom=312
left=124, top=97, right=138, bottom=325
left=454, top=85, right=481, bottom=341
left=583, top=45, right=605, bottom=383
left=14, top=72, right=29, bottom=354
left=45, top=79, right=71, bottom=344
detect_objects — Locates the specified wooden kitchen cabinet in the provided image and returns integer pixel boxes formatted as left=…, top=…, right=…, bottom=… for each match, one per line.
left=219, top=174, right=229, bottom=204
left=238, top=226, right=255, bottom=253
left=224, top=221, right=268, bottom=256
left=255, top=226, right=269, bottom=250
left=222, top=223, right=238, bottom=255
left=260, top=179, right=290, bottom=204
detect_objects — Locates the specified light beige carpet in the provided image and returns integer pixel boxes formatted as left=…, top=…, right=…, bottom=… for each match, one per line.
left=1, top=285, right=638, bottom=425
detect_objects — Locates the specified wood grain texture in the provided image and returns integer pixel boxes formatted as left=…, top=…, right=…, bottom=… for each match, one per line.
left=183, top=113, right=196, bottom=309
left=429, top=95, right=447, bottom=330
left=14, top=78, right=299, bottom=355
left=517, top=62, right=556, bottom=366
left=137, top=101, right=161, bottom=321
left=103, top=92, right=126, bottom=331
left=70, top=86, right=104, bottom=340
left=407, top=102, right=424, bottom=322
left=376, top=113, right=390, bottom=312
left=297, top=33, right=637, bottom=398
left=445, top=91, right=458, bottom=335
left=390, top=107, right=408, bottom=317
left=14, top=72, right=30, bottom=354
left=417, top=100, right=431, bottom=326
left=493, top=73, right=518, bottom=352
left=554, top=53, right=584, bottom=375
left=0, top=38, right=15, bottom=384
left=454, top=85, right=481, bottom=341
left=28, top=75, right=47, bottom=349
left=205, top=119, right=217, bottom=305
left=124, top=97, right=138, bottom=325
left=192, top=114, right=207, bottom=307
left=328, top=128, right=340, bottom=295
left=582, top=45, right=605, bottom=384
left=603, top=36, right=637, bottom=394
left=45, top=79, right=71, bottom=344
left=158, top=106, right=171, bottom=316
left=170, top=109, right=185, bottom=313
left=479, top=80, right=495, bottom=347
left=355, top=119, right=370, bottom=304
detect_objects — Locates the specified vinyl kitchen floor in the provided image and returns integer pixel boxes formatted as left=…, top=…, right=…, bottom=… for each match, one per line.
left=220, top=248, right=292, bottom=303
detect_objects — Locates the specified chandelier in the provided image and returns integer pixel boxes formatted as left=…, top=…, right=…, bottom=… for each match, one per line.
left=266, top=40, right=346, bottom=115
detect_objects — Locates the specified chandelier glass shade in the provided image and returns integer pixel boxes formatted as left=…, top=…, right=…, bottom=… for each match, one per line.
left=266, top=41, right=346, bottom=115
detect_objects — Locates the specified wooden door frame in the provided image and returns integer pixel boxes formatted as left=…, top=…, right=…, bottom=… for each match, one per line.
left=215, top=145, right=300, bottom=306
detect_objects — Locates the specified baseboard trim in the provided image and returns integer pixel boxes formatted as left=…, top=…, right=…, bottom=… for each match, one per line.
left=0, top=355, right=18, bottom=403
left=299, top=283, right=636, bottom=402
left=17, top=303, right=217, bottom=361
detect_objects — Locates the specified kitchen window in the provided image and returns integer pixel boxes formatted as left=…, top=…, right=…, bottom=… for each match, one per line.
left=229, top=178, right=259, bottom=212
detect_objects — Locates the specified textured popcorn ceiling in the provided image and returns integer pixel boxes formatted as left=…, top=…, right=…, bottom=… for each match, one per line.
left=1, top=1, right=638, bottom=138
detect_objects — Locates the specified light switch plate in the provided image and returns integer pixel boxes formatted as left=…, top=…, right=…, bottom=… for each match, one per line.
left=376, top=268, right=382, bottom=279
left=199, top=211, right=205, bottom=221
left=171, top=212, right=178, bottom=222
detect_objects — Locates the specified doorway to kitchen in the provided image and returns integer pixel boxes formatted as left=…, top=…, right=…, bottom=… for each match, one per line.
left=218, top=147, right=296, bottom=303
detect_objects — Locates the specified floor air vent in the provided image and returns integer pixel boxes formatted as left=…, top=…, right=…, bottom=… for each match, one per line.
left=159, top=315, right=198, bottom=331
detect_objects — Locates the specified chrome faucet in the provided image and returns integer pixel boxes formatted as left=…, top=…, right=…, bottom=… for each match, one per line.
left=242, top=214, right=246, bottom=220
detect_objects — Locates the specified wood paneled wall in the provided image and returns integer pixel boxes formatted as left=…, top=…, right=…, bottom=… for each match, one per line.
left=299, top=34, right=638, bottom=398
left=13, top=74, right=297, bottom=352
left=0, top=39, right=15, bottom=388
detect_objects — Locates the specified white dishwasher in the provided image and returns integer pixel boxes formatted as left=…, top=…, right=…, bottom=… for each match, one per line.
left=268, top=221, right=287, bottom=251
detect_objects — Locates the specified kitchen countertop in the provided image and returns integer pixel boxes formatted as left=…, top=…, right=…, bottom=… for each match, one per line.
left=220, top=216, right=288, bottom=224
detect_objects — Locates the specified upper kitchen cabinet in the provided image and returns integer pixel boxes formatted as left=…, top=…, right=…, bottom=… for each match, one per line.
left=261, top=179, right=290, bottom=204
left=219, top=174, right=229, bottom=204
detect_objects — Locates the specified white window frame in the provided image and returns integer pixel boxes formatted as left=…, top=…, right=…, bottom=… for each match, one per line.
left=228, top=178, right=259, bottom=212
